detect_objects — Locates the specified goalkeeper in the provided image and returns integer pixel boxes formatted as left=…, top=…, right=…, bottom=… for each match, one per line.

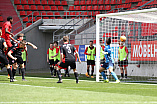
left=99, top=38, right=120, bottom=83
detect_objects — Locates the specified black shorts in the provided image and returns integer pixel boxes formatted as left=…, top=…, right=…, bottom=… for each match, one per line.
left=23, top=61, right=26, bottom=66
left=87, top=60, right=95, bottom=66
left=118, top=60, right=128, bottom=67
left=49, top=59, right=54, bottom=65
left=9, top=56, right=24, bottom=65
left=0, top=52, right=9, bottom=65
left=54, top=59, right=59, bottom=66
left=58, top=61, right=76, bottom=69
left=100, top=59, right=105, bottom=64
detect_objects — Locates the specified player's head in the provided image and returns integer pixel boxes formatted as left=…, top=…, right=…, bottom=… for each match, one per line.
left=0, top=29, right=1, bottom=36
left=89, top=40, right=93, bottom=46
left=50, top=43, right=53, bottom=48
left=63, top=36, right=69, bottom=43
left=106, top=38, right=111, bottom=45
left=7, top=16, right=13, bottom=24
left=53, top=41, right=58, bottom=47
left=99, top=39, right=104, bottom=45
left=17, top=33, right=24, bottom=41
left=19, top=41, right=26, bottom=48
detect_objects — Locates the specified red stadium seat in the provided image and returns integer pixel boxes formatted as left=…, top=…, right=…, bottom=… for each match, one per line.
left=41, top=0, right=47, bottom=5
left=58, top=6, right=64, bottom=11
left=0, top=22, right=3, bottom=28
left=93, top=11, right=100, bottom=16
left=27, top=11, right=32, bottom=16
left=29, top=17, right=35, bottom=22
left=31, top=5, right=37, bottom=11
left=44, top=6, right=51, bottom=11
left=47, top=11, right=53, bottom=15
left=87, top=6, right=93, bottom=10
left=51, top=6, right=57, bottom=11
left=75, top=6, right=81, bottom=11
left=50, top=17, right=55, bottom=19
left=104, top=0, right=110, bottom=4
left=0, top=16, right=3, bottom=21
left=61, top=1, right=68, bottom=5
left=98, top=0, right=104, bottom=5
left=21, top=0, right=27, bottom=4
left=88, top=11, right=93, bottom=16
left=105, top=5, right=111, bottom=10
left=86, top=0, right=92, bottom=5
left=37, top=6, right=44, bottom=11
left=28, top=0, right=34, bottom=5
left=54, top=12, right=60, bottom=15
left=57, top=17, right=63, bottom=19
left=22, top=17, right=28, bottom=22
left=33, top=11, right=40, bottom=16
left=74, top=0, right=79, bottom=5
left=93, top=6, right=99, bottom=10
left=40, top=11, right=46, bottom=16
left=81, top=6, right=86, bottom=10
left=14, top=0, right=20, bottom=5
left=64, top=12, right=69, bottom=16
left=76, top=12, right=80, bottom=15
left=43, top=17, right=49, bottom=19
left=55, top=0, right=61, bottom=5
left=68, top=6, right=74, bottom=11
left=48, top=0, right=54, bottom=5
left=99, top=5, right=105, bottom=10
left=26, top=23, right=32, bottom=27
left=24, top=5, right=30, bottom=10
left=92, top=0, right=97, bottom=5
left=17, top=5, right=23, bottom=11
left=20, top=11, right=26, bottom=16
left=82, top=12, right=87, bottom=15
left=80, top=0, right=86, bottom=5
left=70, top=12, right=75, bottom=15
left=36, top=17, right=42, bottom=21
left=35, top=0, right=41, bottom=5
left=111, top=0, right=116, bottom=4
left=117, top=0, right=122, bottom=4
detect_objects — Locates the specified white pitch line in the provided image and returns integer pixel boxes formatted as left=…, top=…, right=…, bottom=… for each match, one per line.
left=0, top=101, right=157, bottom=104
left=0, top=83, right=56, bottom=89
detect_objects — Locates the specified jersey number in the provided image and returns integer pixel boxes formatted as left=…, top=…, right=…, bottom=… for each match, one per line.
left=66, top=46, right=71, bottom=53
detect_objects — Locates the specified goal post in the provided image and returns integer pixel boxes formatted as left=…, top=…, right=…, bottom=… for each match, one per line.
left=96, top=8, right=157, bottom=82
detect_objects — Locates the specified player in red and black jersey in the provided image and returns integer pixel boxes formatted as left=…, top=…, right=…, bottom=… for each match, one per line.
left=57, top=36, right=81, bottom=83
left=0, top=29, right=14, bottom=82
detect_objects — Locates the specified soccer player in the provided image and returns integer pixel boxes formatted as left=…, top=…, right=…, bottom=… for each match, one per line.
left=84, top=41, right=96, bottom=78
left=56, top=36, right=81, bottom=83
left=47, top=43, right=54, bottom=76
left=118, top=40, right=128, bottom=79
left=0, top=29, right=14, bottom=82
left=51, top=41, right=60, bottom=77
left=1, top=16, right=17, bottom=48
left=99, top=38, right=120, bottom=83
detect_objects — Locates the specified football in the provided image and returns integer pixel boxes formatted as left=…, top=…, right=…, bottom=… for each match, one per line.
left=120, top=35, right=126, bottom=42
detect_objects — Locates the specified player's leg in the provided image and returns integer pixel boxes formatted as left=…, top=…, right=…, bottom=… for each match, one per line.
left=73, top=68, right=79, bottom=83
left=49, top=60, right=54, bottom=76
left=123, top=60, right=128, bottom=79
left=99, top=63, right=109, bottom=83
left=12, top=63, right=18, bottom=80
left=91, top=60, right=95, bottom=78
left=108, top=63, right=120, bottom=83
left=56, top=67, right=62, bottom=83
left=86, top=60, right=90, bottom=78
left=20, top=63, right=25, bottom=80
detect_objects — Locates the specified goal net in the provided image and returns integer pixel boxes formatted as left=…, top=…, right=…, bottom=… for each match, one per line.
left=96, top=8, right=157, bottom=83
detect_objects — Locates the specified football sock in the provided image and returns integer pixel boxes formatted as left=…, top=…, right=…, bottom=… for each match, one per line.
left=125, top=74, right=127, bottom=78
left=121, top=73, right=124, bottom=78
left=54, top=69, right=56, bottom=76
left=87, top=69, right=89, bottom=75
left=101, top=71, right=107, bottom=80
left=21, top=68, right=25, bottom=79
left=7, top=68, right=13, bottom=79
left=56, top=70, right=62, bottom=81
left=111, top=72, right=118, bottom=80
left=19, top=68, right=21, bottom=74
left=12, top=69, right=16, bottom=79
left=91, top=70, right=94, bottom=76
left=74, top=72, right=78, bottom=81
left=50, top=67, right=53, bottom=75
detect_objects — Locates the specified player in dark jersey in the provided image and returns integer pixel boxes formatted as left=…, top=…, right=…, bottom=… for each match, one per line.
left=0, top=29, right=14, bottom=82
left=57, top=36, right=81, bottom=83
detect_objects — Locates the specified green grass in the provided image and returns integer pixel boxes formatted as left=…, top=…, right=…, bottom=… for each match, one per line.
left=0, top=72, right=157, bottom=104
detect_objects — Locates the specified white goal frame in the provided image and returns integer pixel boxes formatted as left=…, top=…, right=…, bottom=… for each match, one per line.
left=96, top=8, right=157, bottom=82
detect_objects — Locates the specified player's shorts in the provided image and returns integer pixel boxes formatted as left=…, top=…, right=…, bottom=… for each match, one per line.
left=9, top=55, right=24, bottom=65
left=58, top=61, right=76, bottom=70
left=100, top=59, right=105, bottom=64
left=0, top=52, right=9, bottom=65
left=87, top=60, right=95, bottom=66
left=101, top=61, right=114, bottom=69
left=54, top=59, right=59, bottom=66
left=49, top=59, right=54, bottom=65
left=118, top=60, right=128, bottom=67
left=23, top=61, right=26, bottom=66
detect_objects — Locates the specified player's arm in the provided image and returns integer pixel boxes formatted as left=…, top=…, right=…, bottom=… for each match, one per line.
left=93, top=47, right=96, bottom=56
left=75, top=51, right=81, bottom=64
left=84, top=47, right=91, bottom=55
left=3, top=41, right=8, bottom=51
left=47, top=49, right=49, bottom=63
left=7, top=50, right=17, bottom=60
left=26, top=42, right=37, bottom=49
left=123, top=47, right=129, bottom=60
left=118, top=50, right=120, bottom=61
left=51, top=48, right=59, bottom=58
left=5, top=28, right=14, bottom=36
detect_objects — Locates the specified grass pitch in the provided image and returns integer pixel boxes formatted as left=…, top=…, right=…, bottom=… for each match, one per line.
left=0, top=72, right=157, bottom=104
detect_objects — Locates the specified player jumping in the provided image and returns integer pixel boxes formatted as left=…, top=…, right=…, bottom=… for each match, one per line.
left=56, top=36, right=81, bottom=83
left=99, top=38, right=120, bottom=83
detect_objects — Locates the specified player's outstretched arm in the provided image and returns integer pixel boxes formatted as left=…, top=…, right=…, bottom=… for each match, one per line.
left=75, top=52, right=81, bottom=64
left=7, top=51, right=17, bottom=60
left=26, top=42, right=37, bottom=49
